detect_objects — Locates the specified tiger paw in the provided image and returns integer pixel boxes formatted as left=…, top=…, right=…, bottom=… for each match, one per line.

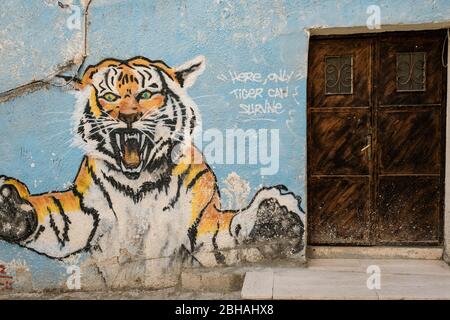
left=0, top=177, right=37, bottom=242
left=230, top=185, right=305, bottom=258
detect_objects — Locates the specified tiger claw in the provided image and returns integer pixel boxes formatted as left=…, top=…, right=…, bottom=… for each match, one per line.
left=274, top=184, right=289, bottom=192
left=0, top=180, right=37, bottom=243
left=230, top=186, right=305, bottom=243
left=0, top=184, right=14, bottom=199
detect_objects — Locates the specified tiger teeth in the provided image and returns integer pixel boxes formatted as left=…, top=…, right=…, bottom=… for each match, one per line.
left=113, top=131, right=147, bottom=155
left=124, top=133, right=139, bottom=142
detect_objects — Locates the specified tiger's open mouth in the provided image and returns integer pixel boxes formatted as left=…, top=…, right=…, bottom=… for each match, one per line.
left=110, top=130, right=153, bottom=177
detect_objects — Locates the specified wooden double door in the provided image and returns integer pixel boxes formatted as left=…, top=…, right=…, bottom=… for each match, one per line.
left=307, top=30, right=447, bottom=246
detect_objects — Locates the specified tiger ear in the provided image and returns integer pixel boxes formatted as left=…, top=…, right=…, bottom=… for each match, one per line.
left=80, top=65, right=99, bottom=87
left=174, top=55, right=205, bottom=88
left=53, top=74, right=83, bottom=91
left=54, top=65, right=98, bottom=91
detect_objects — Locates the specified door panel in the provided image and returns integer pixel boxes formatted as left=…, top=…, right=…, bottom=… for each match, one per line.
left=308, top=38, right=372, bottom=108
left=377, top=108, right=441, bottom=174
left=310, top=110, right=370, bottom=175
left=309, top=177, right=369, bottom=244
left=374, top=31, right=445, bottom=245
left=308, top=30, right=446, bottom=246
left=376, top=176, right=440, bottom=244
left=307, top=38, right=373, bottom=245
left=378, top=33, right=444, bottom=106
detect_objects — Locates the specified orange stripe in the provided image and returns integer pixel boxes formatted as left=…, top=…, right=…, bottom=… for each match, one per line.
left=74, top=157, right=95, bottom=194
left=4, top=179, right=30, bottom=199
left=89, top=90, right=102, bottom=117
left=196, top=195, right=235, bottom=236
left=27, top=158, right=94, bottom=223
left=188, top=169, right=216, bottom=227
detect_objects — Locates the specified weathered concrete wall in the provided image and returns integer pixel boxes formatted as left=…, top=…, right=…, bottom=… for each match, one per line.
left=0, top=0, right=449, bottom=293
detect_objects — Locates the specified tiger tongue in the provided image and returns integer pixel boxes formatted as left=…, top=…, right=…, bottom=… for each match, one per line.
left=123, top=139, right=141, bottom=168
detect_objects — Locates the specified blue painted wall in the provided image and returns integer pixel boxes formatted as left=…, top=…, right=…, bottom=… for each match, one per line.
left=1, top=0, right=450, bottom=290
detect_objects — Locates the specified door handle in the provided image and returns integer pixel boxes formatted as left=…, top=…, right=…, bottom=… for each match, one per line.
left=361, top=134, right=372, bottom=161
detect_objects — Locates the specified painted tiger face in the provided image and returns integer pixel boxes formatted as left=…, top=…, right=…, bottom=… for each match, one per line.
left=72, top=56, right=205, bottom=179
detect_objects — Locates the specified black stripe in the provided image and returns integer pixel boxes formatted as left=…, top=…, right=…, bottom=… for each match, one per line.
left=72, top=187, right=100, bottom=252
left=21, top=184, right=99, bottom=260
left=163, top=171, right=186, bottom=212
left=165, top=94, right=178, bottom=126
left=102, top=170, right=172, bottom=204
left=48, top=210, right=64, bottom=248
left=137, top=70, right=146, bottom=87
left=51, top=196, right=71, bottom=245
left=179, top=244, right=203, bottom=266
left=186, top=169, right=209, bottom=191
left=108, top=69, right=117, bottom=90
left=143, top=69, right=152, bottom=79
left=176, top=62, right=202, bottom=87
left=87, top=163, right=117, bottom=220
left=25, top=225, right=45, bottom=244
left=98, top=80, right=107, bottom=93
left=212, top=222, right=226, bottom=265
left=187, top=185, right=217, bottom=252
left=103, top=69, right=111, bottom=92
left=174, top=96, right=188, bottom=142
left=145, top=140, right=172, bottom=172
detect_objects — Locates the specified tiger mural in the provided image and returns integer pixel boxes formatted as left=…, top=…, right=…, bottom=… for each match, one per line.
left=0, top=56, right=304, bottom=289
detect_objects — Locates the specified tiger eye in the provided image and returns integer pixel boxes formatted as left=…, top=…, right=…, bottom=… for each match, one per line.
left=139, top=90, right=152, bottom=100
left=103, top=93, right=118, bottom=102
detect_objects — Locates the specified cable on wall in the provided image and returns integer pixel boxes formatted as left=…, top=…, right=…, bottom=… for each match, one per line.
left=442, top=28, right=449, bottom=68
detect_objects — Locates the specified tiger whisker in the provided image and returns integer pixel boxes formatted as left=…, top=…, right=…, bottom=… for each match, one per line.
left=39, top=130, right=74, bottom=142
left=98, top=109, right=120, bottom=123
left=143, top=121, right=187, bottom=129
left=139, top=108, right=158, bottom=121
left=85, top=116, right=118, bottom=124
left=39, top=120, right=117, bottom=144
left=52, top=137, right=76, bottom=148
left=57, top=147, right=77, bottom=161
left=87, top=123, right=117, bottom=138
left=88, top=124, right=117, bottom=136
left=42, top=120, right=74, bottom=125
left=84, top=121, right=118, bottom=130
left=79, top=119, right=117, bottom=129
left=81, top=123, right=114, bottom=135
left=136, top=129, right=157, bottom=146
left=141, top=103, right=188, bottom=121
left=143, top=127, right=186, bottom=144
left=93, top=127, right=119, bottom=147
left=41, top=112, right=74, bottom=115
left=190, top=94, right=222, bottom=100
left=144, top=112, right=173, bottom=120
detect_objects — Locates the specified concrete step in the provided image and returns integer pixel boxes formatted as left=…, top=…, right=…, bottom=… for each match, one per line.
left=181, top=267, right=247, bottom=292
left=241, top=259, right=450, bottom=300
left=181, top=259, right=305, bottom=293
left=307, top=246, right=443, bottom=260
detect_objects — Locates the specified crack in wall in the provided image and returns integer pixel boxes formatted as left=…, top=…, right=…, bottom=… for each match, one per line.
left=0, top=0, right=93, bottom=103
left=71, top=0, right=92, bottom=82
